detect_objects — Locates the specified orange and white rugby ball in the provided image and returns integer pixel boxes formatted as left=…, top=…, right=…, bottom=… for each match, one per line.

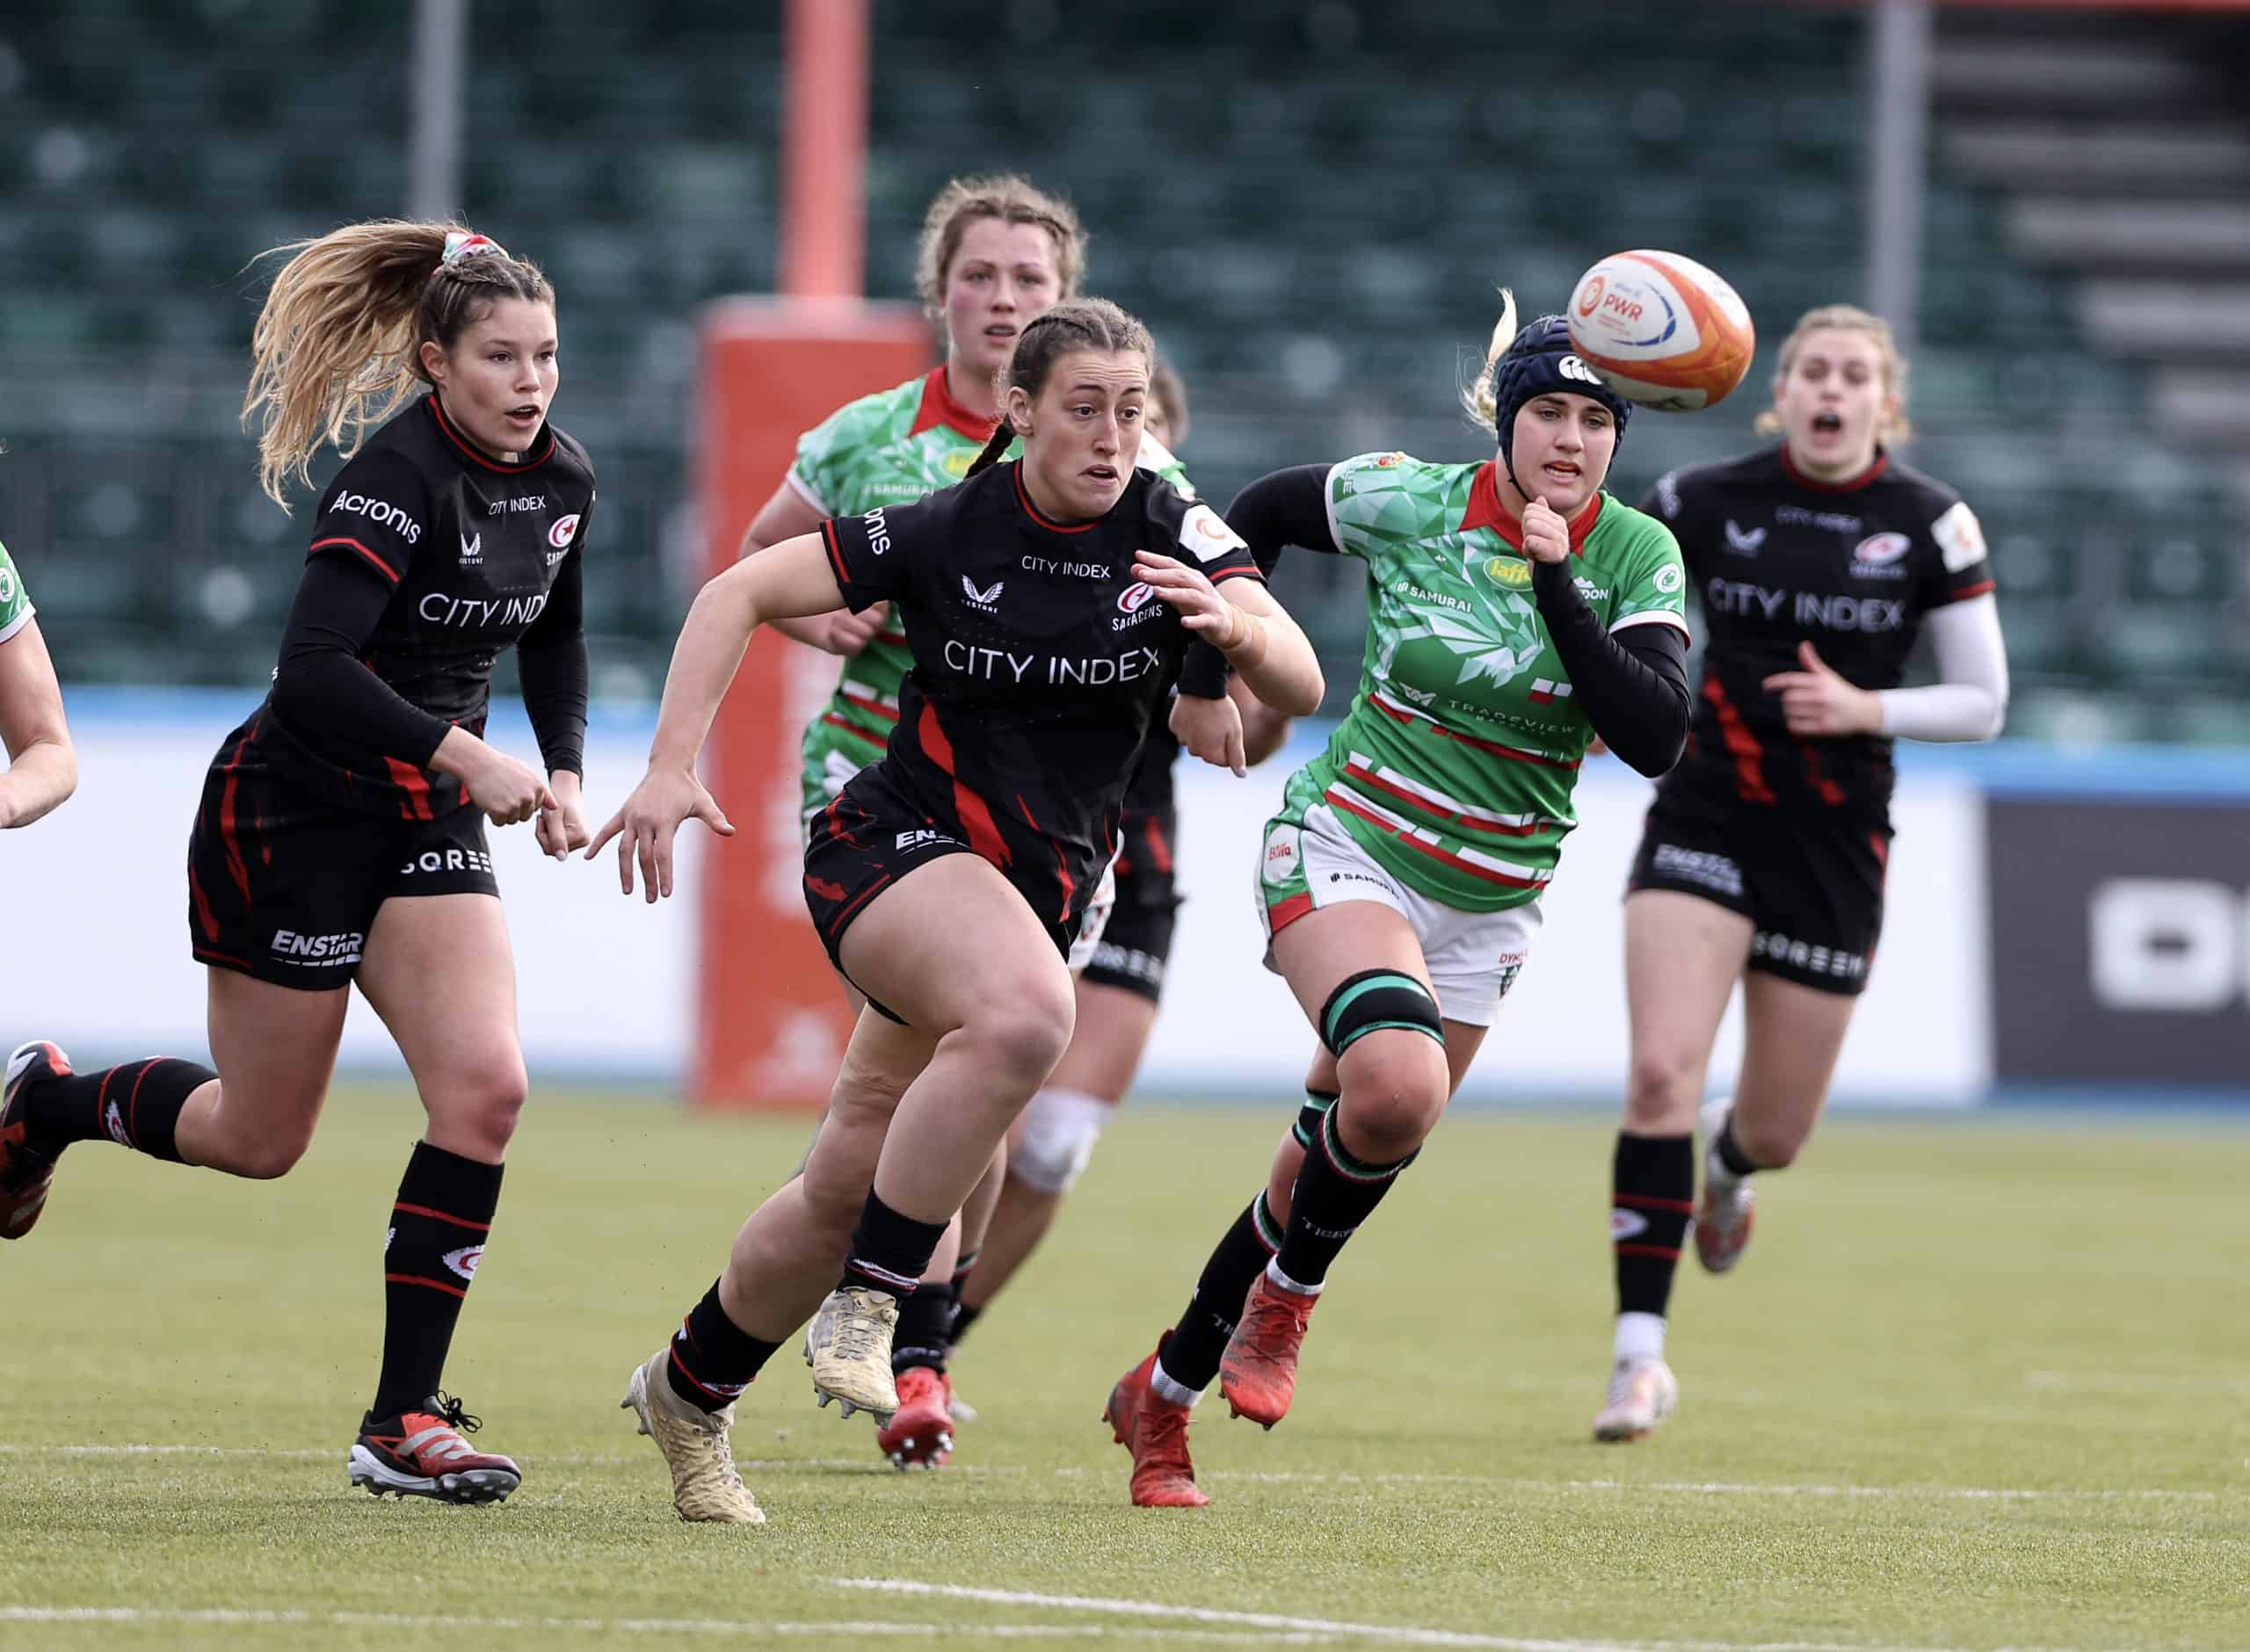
left=1566, top=250, right=1754, bottom=411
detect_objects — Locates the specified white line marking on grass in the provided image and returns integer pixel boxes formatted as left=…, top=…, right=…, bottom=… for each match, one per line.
left=0, top=1607, right=1333, bottom=1642
left=2, top=1444, right=2229, bottom=1504
left=823, top=1581, right=2009, bottom=1652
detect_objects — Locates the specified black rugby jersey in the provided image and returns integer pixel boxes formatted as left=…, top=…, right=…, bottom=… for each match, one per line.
left=252, top=394, right=596, bottom=817
left=1642, top=446, right=1992, bottom=819
left=819, top=460, right=1260, bottom=924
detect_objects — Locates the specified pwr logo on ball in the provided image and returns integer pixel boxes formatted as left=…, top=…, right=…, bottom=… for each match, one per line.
left=1566, top=250, right=1755, bottom=412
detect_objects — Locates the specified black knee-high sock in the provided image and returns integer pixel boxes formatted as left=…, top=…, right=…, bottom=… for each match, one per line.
left=370, top=1142, right=504, bottom=1421
left=1612, top=1132, right=1695, bottom=1318
left=944, top=1250, right=983, bottom=1348
left=1712, top=1115, right=1760, bottom=1178
left=1158, top=1190, right=1283, bottom=1395
left=19, top=1057, right=213, bottom=1163
left=1272, top=1102, right=1416, bottom=1290
left=893, top=1281, right=954, bottom=1375
left=839, top=1190, right=948, bottom=1301
left=664, top=1279, right=784, bottom=1414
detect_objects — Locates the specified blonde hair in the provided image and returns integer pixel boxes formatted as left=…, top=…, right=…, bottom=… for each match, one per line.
left=243, top=220, right=555, bottom=508
left=1753, top=303, right=1912, bottom=444
left=914, top=174, right=1087, bottom=319
left=1459, top=289, right=1521, bottom=434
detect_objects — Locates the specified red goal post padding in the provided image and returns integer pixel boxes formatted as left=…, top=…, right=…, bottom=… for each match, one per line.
left=692, top=298, right=931, bottom=1109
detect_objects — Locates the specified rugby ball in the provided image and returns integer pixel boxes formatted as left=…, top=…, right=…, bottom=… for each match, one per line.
left=1566, top=250, right=1754, bottom=412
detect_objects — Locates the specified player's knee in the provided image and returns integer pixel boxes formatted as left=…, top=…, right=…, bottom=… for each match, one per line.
left=447, top=1053, right=529, bottom=1157
left=1009, top=1086, right=1110, bottom=1195
left=961, top=982, right=1075, bottom=1090
left=1336, top=1048, right=1446, bottom=1159
left=1625, top=1048, right=1700, bottom=1122
left=227, top=1127, right=316, bottom=1180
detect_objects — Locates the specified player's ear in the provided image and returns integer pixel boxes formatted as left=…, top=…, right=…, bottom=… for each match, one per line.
left=1005, top=383, right=1034, bottom=438
left=417, top=337, right=450, bottom=386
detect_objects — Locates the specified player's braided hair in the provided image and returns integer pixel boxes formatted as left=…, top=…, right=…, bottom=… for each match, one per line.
left=1753, top=303, right=1913, bottom=444
left=963, top=299, right=1155, bottom=480
left=243, top=220, right=554, bottom=509
left=915, top=174, right=1087, bottom=319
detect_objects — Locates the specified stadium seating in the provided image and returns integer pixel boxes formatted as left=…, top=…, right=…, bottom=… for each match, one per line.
left=0, top=0, right=2242, bottom=737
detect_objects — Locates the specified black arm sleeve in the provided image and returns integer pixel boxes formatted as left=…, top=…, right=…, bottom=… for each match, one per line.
left=516, top=552, right=588, bottom=776
left=270, top=552, right=454, bottom=768
left=1529, top=558, right=1690, bottom=778
left=1178, top=463, right=1336, bottom=698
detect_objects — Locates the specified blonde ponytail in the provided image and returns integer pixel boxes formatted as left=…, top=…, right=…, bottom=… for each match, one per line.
left=1460, top=288, right=1521, bottom=433
left=243, top=219, right=553, bottom=508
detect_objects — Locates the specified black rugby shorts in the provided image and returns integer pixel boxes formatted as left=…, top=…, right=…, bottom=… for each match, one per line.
left=1626, top=787, right=1889, bottom=996
left=186, top=749, right=497, bottom=989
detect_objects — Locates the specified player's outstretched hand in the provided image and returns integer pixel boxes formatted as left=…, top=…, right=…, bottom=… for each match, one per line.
left=1520, top=497, right=1571, bottom=565
left=1761, top=640, right=1879, bottom=737
left=466, top=744, right=555, bottom=828
left=1134, top=552, right=1245, bottom=648
left=535, top=770, right=592, bottom=861
left=1171, top=691, right=1247, bottom=778
left=825, top=601, right=889, bottom=657
left=585, top=765, right=735, bottom=902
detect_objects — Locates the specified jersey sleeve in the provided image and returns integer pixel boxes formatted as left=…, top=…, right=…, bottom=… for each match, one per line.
left=1174, top=501, right=1262, bottom=584
left=308, top=446, right=432, bottom=588
left=1606, top=511, right=1693, bottom=637
left=1922, top=496, right=1996, bottom=606
left=1322, top=453, right=1425, bottom=570
left=0, top=539, right=33, bottom=647
left=819, top=491, right=943, bottom=612
left=787, top=396, right=880, bottom=517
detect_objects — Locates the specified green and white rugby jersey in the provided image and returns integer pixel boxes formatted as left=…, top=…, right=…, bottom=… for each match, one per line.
left=1276, top=453, right=1687, bottom=913
left=0, top=539, right=33, bottom=647
left=787, top=366, right=1191, bottom=816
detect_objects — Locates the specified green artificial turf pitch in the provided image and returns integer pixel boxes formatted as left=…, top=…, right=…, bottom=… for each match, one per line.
left=3, top=1092, right=2245, bottom=1649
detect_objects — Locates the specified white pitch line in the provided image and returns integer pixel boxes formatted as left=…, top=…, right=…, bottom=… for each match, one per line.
left=0, top=1443, right=2230, bottom=1503
left=0, top=1607, right=1336, bottom=1643
left=822, top=1580, right=2007, bottom=1652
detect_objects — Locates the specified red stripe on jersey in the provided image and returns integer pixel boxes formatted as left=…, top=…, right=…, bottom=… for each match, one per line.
left=1614, top=1243, right=1682, bottom=1260
left=384, top=757, right=436, bottom=822
left=1367, top=695, right=1579, bottom=770
left=916, top=703, right=1011, bottom=867
left=1946, top=579, right=1996, bottom=601
left=216, top=721, right=258, bottom=903
left=1267, top=890, right=1315, bottom=933
left=1795, top=738, right=1847, bottom=807
left=384, top=1272, right=469, bottom=1300
left=1340, top=759, right=1542, bottom=837
left=821, top=518, right=850, bottom=586
left=1209, top=565, right=1266, bottom=584
left=1143, top=814, right=1173, bottom=875
left=1869, top=831, right=1889, bottom=870
left=1326, top=792, right=1546, bottom=888
left=1458, top=459, right=1602, bottom=553
left=1699, top=677, right=1775, bottom=805
left=427, top=393, right=554, bottom=471
left=1013, top=466, right=1097, bottom=534
left=819, top=711, right=884, bottom=746
left=309, top=535, right=400, bottom=585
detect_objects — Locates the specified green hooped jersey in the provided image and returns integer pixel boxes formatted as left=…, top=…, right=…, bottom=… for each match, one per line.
left=0, top=539, right=33, bottom=647
left=785, top=367, right=1191, bottom=759
left=1288, top=453, right=1688, bottom=911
